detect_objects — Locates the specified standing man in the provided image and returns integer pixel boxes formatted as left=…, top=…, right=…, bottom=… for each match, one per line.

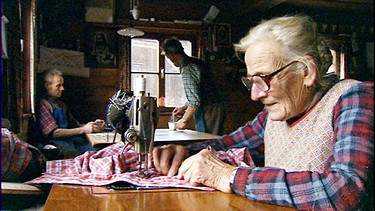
left=37, top=69, right=104, bottom=158
left=162, top=38, right=226, bottom=135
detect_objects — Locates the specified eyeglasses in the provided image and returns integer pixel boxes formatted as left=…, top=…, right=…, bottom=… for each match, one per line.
left=241, top=61, right=297, bottom=92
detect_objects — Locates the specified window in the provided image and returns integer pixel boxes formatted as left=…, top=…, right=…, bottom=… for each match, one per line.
left=130, top=38, right=192, bottom=107
left=328, top=46, right=347, bottom=79
left=131, top=39, right=159, bottom=98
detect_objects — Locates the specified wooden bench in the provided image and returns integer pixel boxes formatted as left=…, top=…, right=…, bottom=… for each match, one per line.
left=1, top=182, right=44, bottom=195
left=1, top=182, right=49, bottom=210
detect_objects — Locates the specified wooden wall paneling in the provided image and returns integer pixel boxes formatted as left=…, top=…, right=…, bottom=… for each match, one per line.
left=115, top=0, right=210, bottom=22
left=19, top=0, right=35, bottom=139
left=2, top=0, right=23, bottom=132
left=118, top=35, right=131, bottom=91
left=84, top=68, right=121, bottom=122
left=61, top=68, right=120, bottom=124
left=223, top=91, right=264, bottom=134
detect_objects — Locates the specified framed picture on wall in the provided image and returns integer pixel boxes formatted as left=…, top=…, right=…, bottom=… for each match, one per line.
left=84, top=27, right=117, bottom=68
left=214, top=23, right=231, bottom=48
left=86, top=0, right=114, bottom=23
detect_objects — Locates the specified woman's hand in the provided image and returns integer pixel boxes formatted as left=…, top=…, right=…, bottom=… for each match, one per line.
left=177, top=149, right=238, bottom=193
left=152, top=144, right=189, bottom=177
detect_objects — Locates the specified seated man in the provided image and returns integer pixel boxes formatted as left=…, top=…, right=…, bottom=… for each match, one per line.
left=37, top=69, right=105, bottom=158
left=2, top=120, right=45, bottom=182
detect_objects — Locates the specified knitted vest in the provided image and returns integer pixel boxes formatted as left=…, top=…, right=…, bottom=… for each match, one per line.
left=264, top=80, right=359, bottom=173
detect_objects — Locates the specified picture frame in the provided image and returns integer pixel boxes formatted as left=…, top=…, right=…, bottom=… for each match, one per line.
left=84, top=26, right=118, bottom=68
left=214, top=23, right=231, bottom=48
left=85, top=0, right=114, bottom=23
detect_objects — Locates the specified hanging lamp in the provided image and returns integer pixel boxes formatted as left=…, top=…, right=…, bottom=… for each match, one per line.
left=117, top=0, right=144, bottom=38
left=117, top=26, right=144, bottom=38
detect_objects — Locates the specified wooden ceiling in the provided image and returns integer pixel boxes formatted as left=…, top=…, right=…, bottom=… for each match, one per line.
left=228, top=0, right=374, bottom=16
left=208, top=0, right=374, bottom=24
left=121, top=0, right=374, bottom=26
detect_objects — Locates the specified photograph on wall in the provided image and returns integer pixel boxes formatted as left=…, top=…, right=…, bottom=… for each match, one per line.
left=85, top=27, right=117, bottom=68
left=86, top=0, right=114, bottom=23
left=214, top=23, right=231, bottom=48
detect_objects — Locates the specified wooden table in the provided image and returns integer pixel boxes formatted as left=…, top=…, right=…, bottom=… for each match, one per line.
left=43, top=184, right=296, bottom=211
left=87, top=129, right=221, bottom=147
left=74, top=130, right=296, bottom=210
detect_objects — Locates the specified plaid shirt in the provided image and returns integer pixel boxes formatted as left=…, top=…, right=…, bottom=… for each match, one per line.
left=38, top=96, right=80, bottom=137
left=186, top=80, right=374, bottom=210
left=2, top=128, right=33, bottom=181
left=180, top=57, right=203, bottom=109
left=180, top=56, right=223, bottom=109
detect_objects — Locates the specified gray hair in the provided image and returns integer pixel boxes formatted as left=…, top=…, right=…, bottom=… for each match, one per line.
left=44, top=69, right=63, bottom=84
left=234, top=15, right=335, bottom=89
left=162, top=38, right=185, bottom=55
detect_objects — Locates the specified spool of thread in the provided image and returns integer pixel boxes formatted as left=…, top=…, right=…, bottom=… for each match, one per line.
left=158, top=96, right=165, bottom=107
left=135, top=76, right=146, bottom=94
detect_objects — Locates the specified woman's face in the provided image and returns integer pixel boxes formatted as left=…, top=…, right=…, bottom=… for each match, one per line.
left=244, top=40, right=308, bottom=121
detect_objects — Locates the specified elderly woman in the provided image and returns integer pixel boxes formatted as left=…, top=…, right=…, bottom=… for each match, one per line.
left=152, top=15, right=373, bottom=210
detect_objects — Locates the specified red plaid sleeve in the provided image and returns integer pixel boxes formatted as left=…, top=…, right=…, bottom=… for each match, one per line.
left=1, top=128, right=33, bottom=181
left=38, top=99, right=59, bottom=136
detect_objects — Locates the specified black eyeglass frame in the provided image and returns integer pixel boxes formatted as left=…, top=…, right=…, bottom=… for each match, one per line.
left=241, top=61, right=298, bottom=92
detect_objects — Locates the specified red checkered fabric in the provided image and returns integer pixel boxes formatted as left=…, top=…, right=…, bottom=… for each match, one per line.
left=26, top=143, right=254, bottom=190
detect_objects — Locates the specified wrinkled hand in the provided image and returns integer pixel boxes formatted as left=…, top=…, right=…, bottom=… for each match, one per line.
left=177, top=149, right=237, bottom=193
left=152, top=144, right=189, bottom=177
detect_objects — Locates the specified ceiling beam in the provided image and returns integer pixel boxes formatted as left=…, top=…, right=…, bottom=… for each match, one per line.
left=231, top=0, right=286, bottom=18
left=228, top=0, right=373, bottom=19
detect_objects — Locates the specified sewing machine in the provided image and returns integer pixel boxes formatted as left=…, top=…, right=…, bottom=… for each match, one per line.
left=107, top=76, right=158, bottom=177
